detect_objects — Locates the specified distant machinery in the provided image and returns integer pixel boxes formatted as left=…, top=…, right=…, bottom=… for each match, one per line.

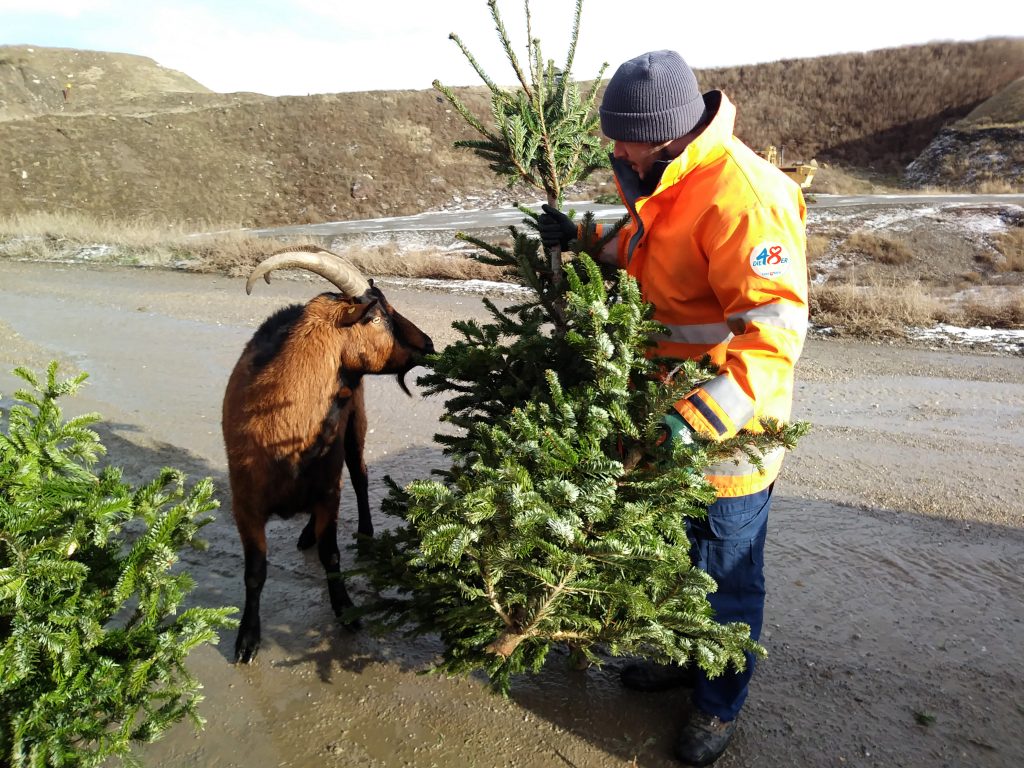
left=759, top=145, right=818, bottom=189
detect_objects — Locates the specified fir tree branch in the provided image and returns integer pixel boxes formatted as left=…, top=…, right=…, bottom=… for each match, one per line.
left=488, top=0, right=533, bottom=99
left=548, top=630, right=591, bottom=642
left=481, top=560, right=513, bottom=629
left=556, top=0, right=585, bottom=106
left=432, top=80, right=498, bottom=143
left=448, top=32, right=501, bottom=94
left=485, top=566, right=577, bottom=658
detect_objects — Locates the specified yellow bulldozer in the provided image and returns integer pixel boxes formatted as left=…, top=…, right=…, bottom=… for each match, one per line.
left=758, top=145, right=817, bottom=188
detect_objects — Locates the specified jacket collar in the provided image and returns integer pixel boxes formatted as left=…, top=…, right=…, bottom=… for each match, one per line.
left=611, top=91, right=734, bottom=207
left=654, top=90, right=731, bottom=190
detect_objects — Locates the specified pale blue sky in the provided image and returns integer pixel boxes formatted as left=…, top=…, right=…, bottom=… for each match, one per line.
left=1, top=0, right=1019, bottom=95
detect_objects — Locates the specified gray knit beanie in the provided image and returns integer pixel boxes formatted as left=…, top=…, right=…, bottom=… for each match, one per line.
left=600, top=50, right=707, bottom=142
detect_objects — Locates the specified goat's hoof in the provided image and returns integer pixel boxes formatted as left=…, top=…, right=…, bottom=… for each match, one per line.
left=337, top=609, right=362, bottom=633
left=234, top=635, right=261, bottom=664
left=354, top=534, right=374, bottom=559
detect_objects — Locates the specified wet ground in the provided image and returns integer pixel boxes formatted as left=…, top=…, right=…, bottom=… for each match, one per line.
left=1, top=259, right=1023, bottom=767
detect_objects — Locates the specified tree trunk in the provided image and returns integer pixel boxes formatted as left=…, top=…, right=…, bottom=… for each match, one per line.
left=546, top=190, right=563, bottom=288
left=547, top=244, right=563, bottom=288
left=485, top=629, right=531, bottom=658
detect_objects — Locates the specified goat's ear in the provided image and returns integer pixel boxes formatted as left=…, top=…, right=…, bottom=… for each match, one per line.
left=337, top=298, right=379, bottom=327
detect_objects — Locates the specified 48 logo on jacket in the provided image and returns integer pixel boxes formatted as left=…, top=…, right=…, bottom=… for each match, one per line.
left=750, top=243, right=790, bottom=279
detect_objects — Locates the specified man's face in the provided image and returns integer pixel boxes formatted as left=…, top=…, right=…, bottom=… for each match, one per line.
left=612, top=140, right=666, bottom=179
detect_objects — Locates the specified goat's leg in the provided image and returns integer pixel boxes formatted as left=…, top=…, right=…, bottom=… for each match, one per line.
left=296, top=510, right=317, bottom=550
left=312, top=501, right=360, bottom=631
left=346, top=388, right=372, bottom=540
left=235, top=525, right=268, bottom=663
left=345, top=447, right=370, bottom=538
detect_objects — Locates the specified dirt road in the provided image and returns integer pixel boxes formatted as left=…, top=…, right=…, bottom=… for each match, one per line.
left=2, top=259, right=1023, bottom=768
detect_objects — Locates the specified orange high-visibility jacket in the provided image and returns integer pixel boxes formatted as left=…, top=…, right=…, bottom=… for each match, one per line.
left=612, top=91, right=809, bottom=497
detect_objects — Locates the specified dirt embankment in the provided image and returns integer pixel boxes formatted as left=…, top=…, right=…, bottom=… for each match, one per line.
left=1, top=259, right=1023, bottom=768
left=2, top=39, right=1022, bottom=228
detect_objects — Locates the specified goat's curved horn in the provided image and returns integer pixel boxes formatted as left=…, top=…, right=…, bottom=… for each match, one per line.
left=245, top=247, right=371, bottom=297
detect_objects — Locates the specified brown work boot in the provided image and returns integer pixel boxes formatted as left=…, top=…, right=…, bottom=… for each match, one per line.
left=619, top=660, right=696, bottom=692
left=674, top=709, right=737, bottom=766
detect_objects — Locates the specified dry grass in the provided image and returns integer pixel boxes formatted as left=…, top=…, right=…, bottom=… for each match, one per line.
left=958, top=271, right=984, bottom=285
left=4, top=212, right=1020, bottom=338
left=806, top=234, right=831, bottom=263
left=341, top=246, right=508, bottom=282
left=805, top=165, right=898, bottom=195
left=975, top=178, right=1020, bottom=194
left=956, top=294, right=1024, bottom=328
left=809, top=279, right=941, bottom=337
left=993, top=227, right=1024, bottom=272
left=844, top=231, right=915, bottom=266
left=0, top=211, right=507, bottom=283
left=0, top=211, right=207, bottom=246
left=0, top=211, right=312, bottom=271
left=960, top=72, right=1024, bottom=126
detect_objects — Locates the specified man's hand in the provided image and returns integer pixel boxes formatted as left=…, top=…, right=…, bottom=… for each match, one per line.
left=658, top=409, right=694, bottom=446
left=538, top=204, right=576, bottom=250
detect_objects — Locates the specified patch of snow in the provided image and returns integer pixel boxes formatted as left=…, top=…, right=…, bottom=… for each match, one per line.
left=950, top=209, right=1015, bottom=235
left=810, top=258, right=843, bottom=284
left=75, top=244, right=117, bottom=261
left=0, top=235, right=35, bottom=253
left=380, top=276, right=531, bottom=297
left=860, top=207, right=942, bottom=231
left=908, top=323, right=1024, bottom=355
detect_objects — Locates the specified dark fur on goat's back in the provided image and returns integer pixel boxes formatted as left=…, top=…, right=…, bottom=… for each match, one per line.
left=247, top=294, right=364, bottom=370
left=248, top=303, right=305, bottom=370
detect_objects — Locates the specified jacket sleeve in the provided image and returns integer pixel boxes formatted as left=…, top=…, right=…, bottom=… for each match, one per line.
left=675, top=203, right=809, bottom=439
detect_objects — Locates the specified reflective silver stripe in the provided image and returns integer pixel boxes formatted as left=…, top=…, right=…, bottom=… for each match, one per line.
left=700, top=375, right=755, bottom=431
left=653, top=322, right=733, bottom=345
left=706, top=447, right=786, bottom=477
left=730, top=304, right=808, bottom=335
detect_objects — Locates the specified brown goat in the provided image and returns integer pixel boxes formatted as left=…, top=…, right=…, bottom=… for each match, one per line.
left=222, top=245, right=434, bottom=663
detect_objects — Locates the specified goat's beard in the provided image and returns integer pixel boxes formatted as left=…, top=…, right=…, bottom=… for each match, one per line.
left=396, top=370, right=413, bottom=397
left=396, top=353, right=431, bottom=397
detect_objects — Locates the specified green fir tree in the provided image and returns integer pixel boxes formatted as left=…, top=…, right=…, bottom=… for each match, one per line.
left=0, top=363, right=236, bottom=767
left=432, top=0, right=608, bottom=207
left=433, top=0, right=608, bottom=287
left=354, top=0, right=807, bottom=695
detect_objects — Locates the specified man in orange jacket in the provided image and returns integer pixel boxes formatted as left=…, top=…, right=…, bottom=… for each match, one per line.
left=540, top=50, right=808, bottom=766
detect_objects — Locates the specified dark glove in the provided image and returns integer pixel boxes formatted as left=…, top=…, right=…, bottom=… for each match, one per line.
left=538, top=204, right=576, bottom=250
left=658, top=409, right=694, bottom=446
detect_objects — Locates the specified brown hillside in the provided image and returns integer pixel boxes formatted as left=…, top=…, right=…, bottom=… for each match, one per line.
left=906, top=76, right=1024, bottom=189
left=960, top=74, right=1024, bottom=126
left=0, top=45, right=212, bottom=122
left=695, top=38, right=1024, bottom=169
left=0, top=88, right=510, bottom=228
left=1, top=39, right=1021, bottom=228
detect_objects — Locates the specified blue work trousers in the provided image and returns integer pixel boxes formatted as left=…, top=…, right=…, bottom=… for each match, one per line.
left=688, top=485, right=772, bottom=721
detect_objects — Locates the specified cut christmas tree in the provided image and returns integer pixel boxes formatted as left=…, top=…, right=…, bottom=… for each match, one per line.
left=0, top=363, right=236, bottom=766
left=353, top=0, right=807, bottom=695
